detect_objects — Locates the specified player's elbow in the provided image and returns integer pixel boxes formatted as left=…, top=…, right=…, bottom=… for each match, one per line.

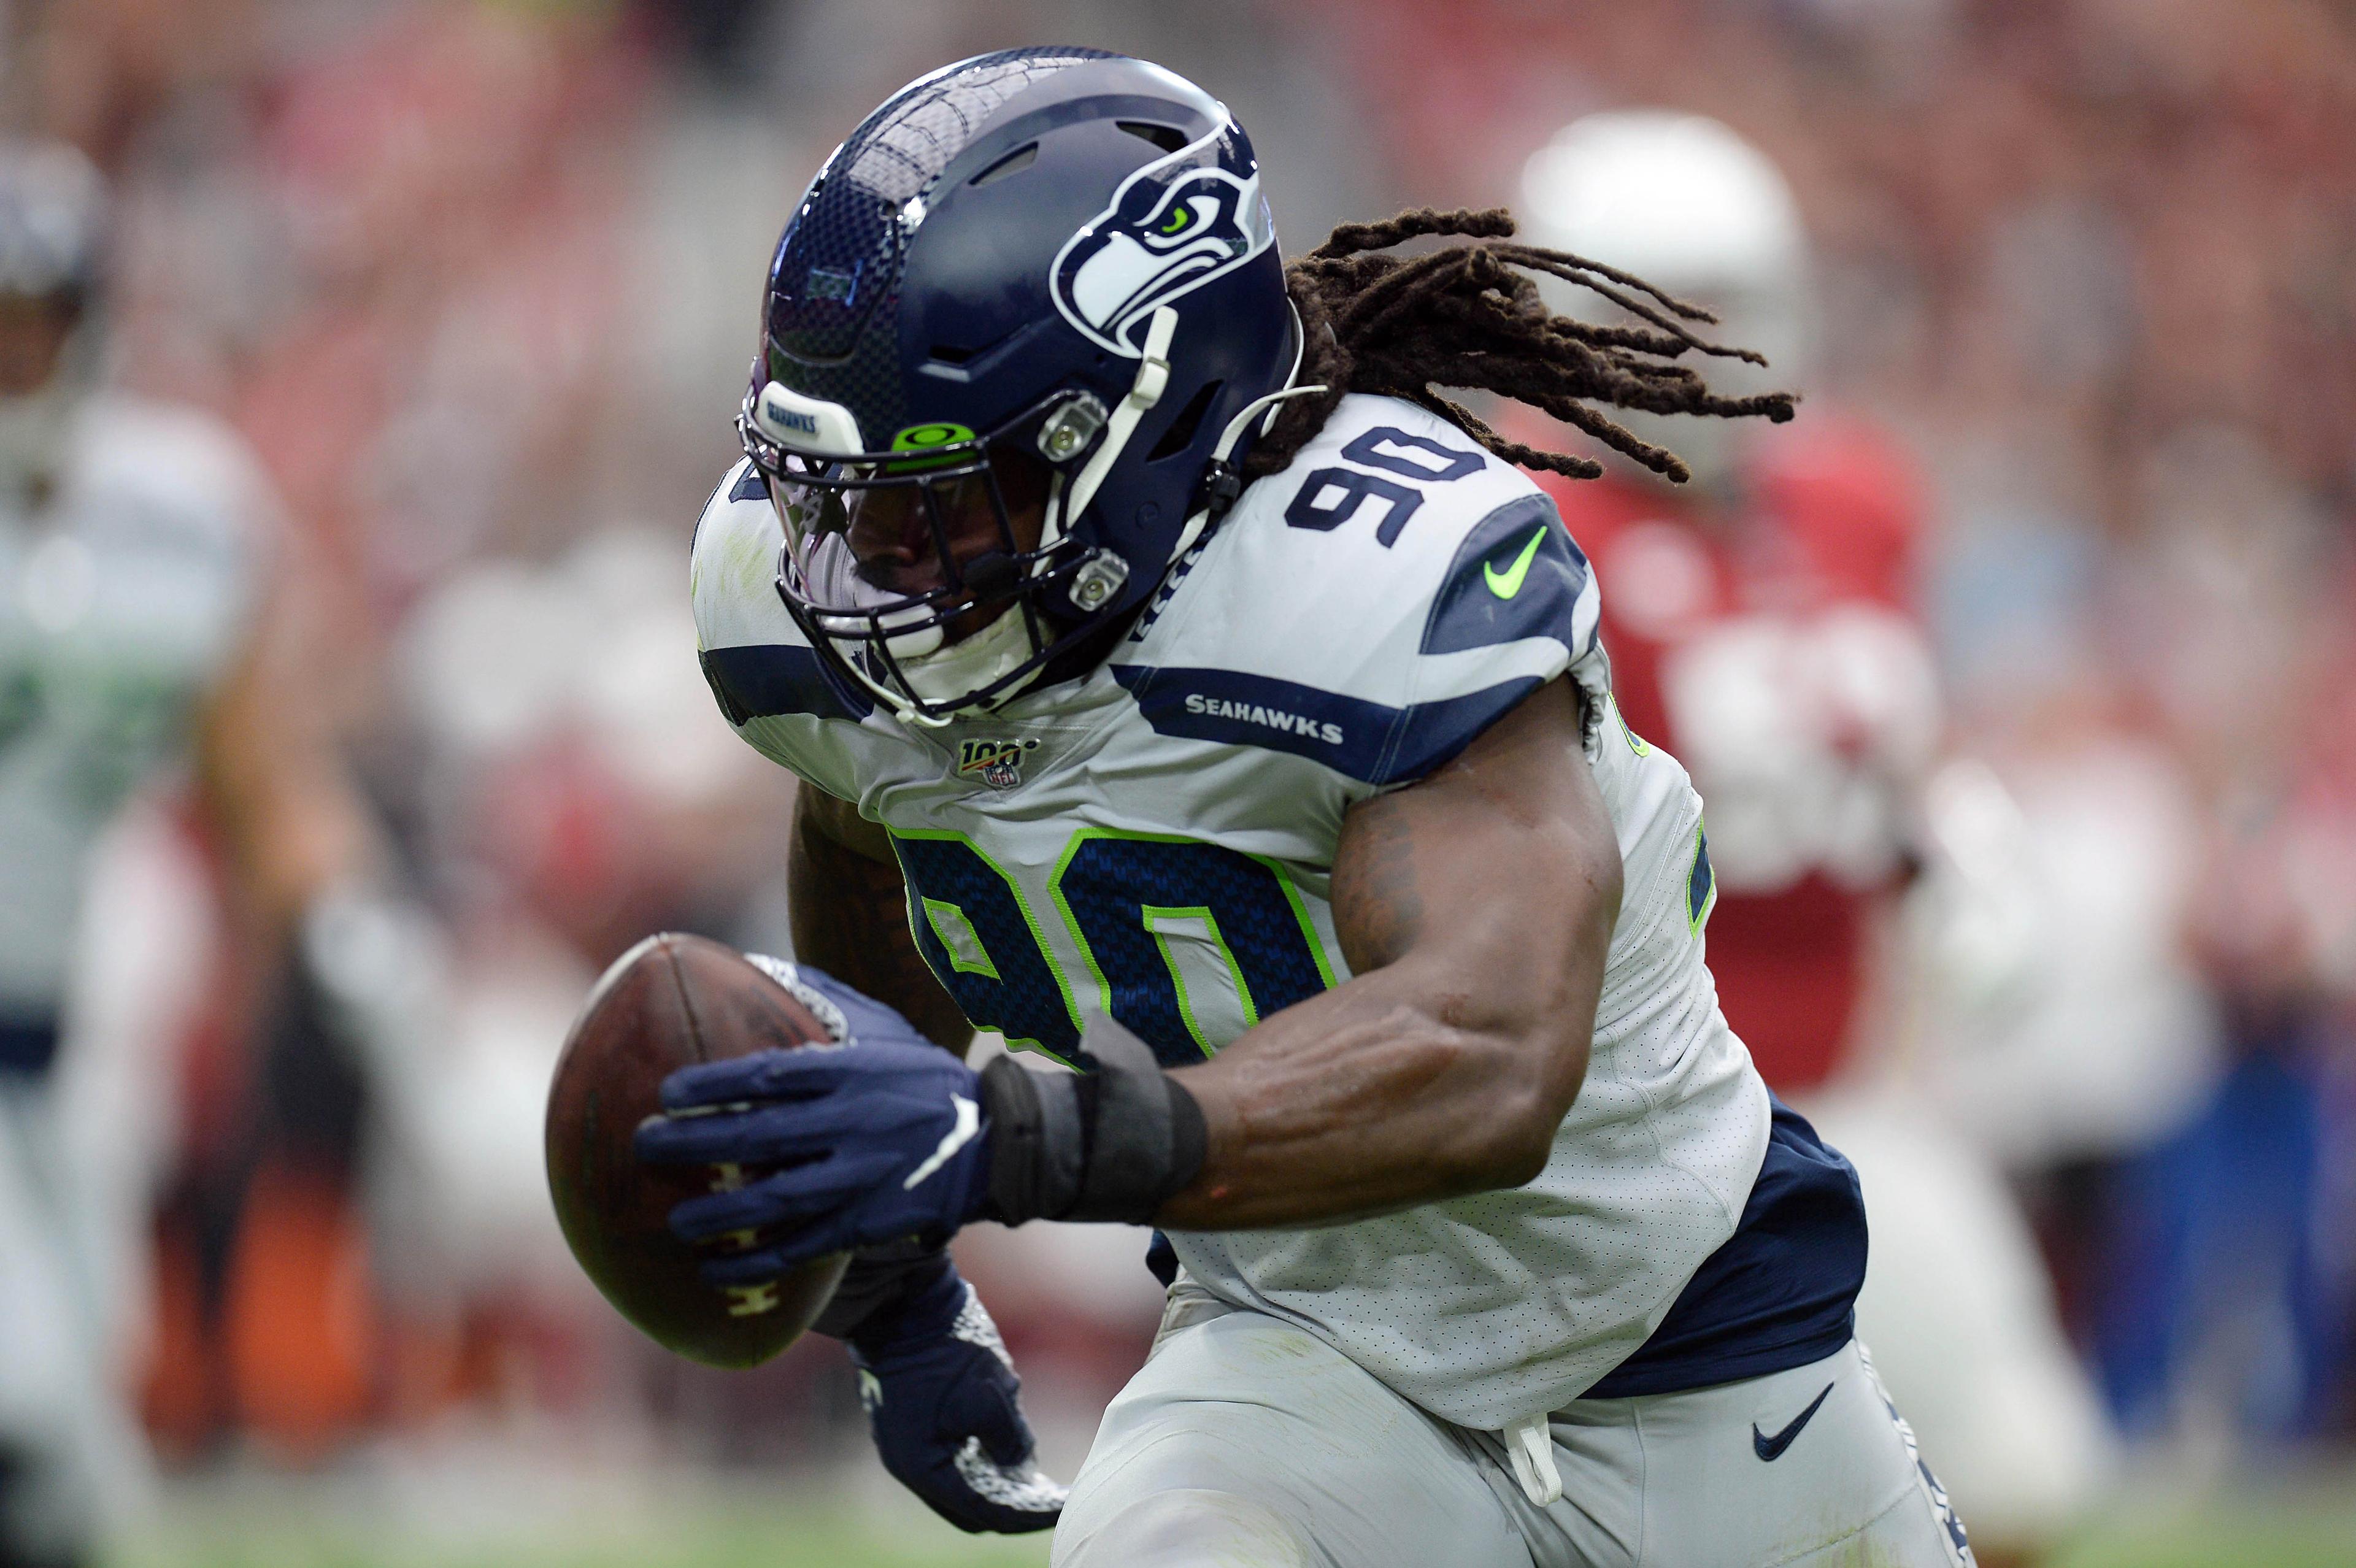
left=1456, top=1126, right=1554, bottom=1191
left=1442, top=1045, right=1580, bottom=1191
left=1492, top=1078, right=1576, bottom=1187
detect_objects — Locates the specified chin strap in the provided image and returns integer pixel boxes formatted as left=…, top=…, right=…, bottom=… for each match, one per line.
left=1160, top=379, right=1331, bottom=566
left=1052, top=306, right=1179, bottom=547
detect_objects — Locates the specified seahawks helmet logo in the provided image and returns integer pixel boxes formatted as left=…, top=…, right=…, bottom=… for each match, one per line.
left=1050, top=124, right=1276, bottom=356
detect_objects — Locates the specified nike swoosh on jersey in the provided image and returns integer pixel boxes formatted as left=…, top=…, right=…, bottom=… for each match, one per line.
left=1752, top=1382, right=1836, bottom=1461
left=1482, top=527, right=1547, bottom=599
left=904, top=1094, right=981, bottom=1189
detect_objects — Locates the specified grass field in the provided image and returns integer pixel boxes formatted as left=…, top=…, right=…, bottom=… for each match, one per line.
left=112, top=1461, right=2356, bottom=1568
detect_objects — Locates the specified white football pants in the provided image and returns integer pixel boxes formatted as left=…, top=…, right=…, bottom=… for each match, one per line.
left=1054, top=1289, right=1973, bottom=1568
left=0, top=1088, right=116, bottom=1564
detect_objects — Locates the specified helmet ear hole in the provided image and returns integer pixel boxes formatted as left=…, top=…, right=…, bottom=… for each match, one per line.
left=1145, top=379, right=1222, bottom=463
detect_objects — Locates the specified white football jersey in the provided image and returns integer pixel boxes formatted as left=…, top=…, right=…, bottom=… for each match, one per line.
left=0, top=395, right=268, bottom=1014
left=691, top=393, right=1769, bottom=1429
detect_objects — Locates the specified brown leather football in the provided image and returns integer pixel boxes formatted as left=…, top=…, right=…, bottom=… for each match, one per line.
left=545, top=932, right=850, bottom=1367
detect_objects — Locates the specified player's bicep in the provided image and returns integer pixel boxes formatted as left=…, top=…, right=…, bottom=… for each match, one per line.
left=787, top=786, right=971, bottom=1053
left=798, top=782, right=894, bottom=864
left=1331, top=677, right=1620, bottom=1043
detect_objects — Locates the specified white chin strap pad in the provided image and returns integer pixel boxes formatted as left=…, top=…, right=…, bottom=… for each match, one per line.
left=896, top=601, right=1037, bottom=706
left=878, top=605, right=945, bottom=661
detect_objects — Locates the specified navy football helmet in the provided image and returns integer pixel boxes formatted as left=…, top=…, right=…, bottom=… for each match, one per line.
left=0, top=139, right=109, bottom=497
left=738, top=49, right=1301, bottom=724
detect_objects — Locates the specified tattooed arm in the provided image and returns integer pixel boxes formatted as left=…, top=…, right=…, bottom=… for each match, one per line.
left=1157, top=678, right=1621, bottom=1229
left=789, top=785, right=974, bottom=1054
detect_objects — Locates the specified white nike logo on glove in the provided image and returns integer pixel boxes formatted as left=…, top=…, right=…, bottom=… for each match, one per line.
left=904, top=1094, right=981, bottom=1189
left=953, top=1438, right=1068, bottom=1513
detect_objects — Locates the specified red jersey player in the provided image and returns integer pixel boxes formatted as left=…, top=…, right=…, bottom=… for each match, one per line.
left=1515, top=113, right=2112, bottom=1567
left=1517, top=111, right=1941, bottom=1093
left=1539, top=413, right=1938, bottom=1089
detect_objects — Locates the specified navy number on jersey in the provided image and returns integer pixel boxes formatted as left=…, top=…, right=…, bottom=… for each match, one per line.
left=1282, top=425, right=1483, bottom=547
left=1053, top=832, right=1334, bottom=1061
left=891, top=829, right=1336, bottom=1068
left=893, top=830, right=1084, bottom=1059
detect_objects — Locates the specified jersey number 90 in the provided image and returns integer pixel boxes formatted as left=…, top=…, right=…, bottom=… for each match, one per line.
left=891, top=829, right=1338, bottom=1068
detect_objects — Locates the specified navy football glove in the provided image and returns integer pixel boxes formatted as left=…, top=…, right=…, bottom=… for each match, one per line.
left=847, top=1257, right=1064, bottom=1534
left=633, top=963, right=992, bottom=1282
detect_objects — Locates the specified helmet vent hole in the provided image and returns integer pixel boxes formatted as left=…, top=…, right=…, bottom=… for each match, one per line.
left=968, top=143, right=1039, bottom=186
left=927, top=324, right=1018, bottom=367
left=1117, top=121, right=1190, bottom=155
left=1147, top=379, right=1222, bottom=463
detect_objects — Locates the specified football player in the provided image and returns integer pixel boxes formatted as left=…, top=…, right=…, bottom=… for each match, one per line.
left=1517, top=113, right=2114, bottom=1566
left=641, top=50, right=1974, bottom=1566
left=0, top=139, right=428, bottom=1566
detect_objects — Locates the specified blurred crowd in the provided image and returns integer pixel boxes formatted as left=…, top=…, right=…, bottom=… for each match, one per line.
left=1, top=0, right=2353, bottom=1556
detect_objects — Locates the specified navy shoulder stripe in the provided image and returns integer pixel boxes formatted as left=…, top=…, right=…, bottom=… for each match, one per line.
left=690, top=463, right=768, bottom=559
left=699, top=642, right=872, bottom=723
left=1112, top=664, right=1538, bottom=786
left=1420, top=492, right=1589, bottom=656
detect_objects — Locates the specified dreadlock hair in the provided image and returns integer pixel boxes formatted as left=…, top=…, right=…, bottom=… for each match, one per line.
left=1244, top=207, right=1797, bottom=487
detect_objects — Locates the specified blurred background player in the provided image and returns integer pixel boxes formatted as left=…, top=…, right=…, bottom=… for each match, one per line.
left=0, top=135, right=443, bottom=1567
left=1515, top=111, right=2114, bottom=1566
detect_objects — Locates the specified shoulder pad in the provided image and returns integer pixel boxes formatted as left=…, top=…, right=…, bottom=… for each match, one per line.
left=1116, top=395, right=1604, bottom=785
left=690, top=459, right=871, bottom=725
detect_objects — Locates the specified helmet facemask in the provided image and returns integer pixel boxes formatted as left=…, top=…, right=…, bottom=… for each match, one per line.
left=740, top=382, right=1133, bottom=725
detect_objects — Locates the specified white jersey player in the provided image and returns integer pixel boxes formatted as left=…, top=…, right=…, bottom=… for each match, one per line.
left=0, top=139, right=402, bottom=1568
left=635, top=50, right=1976, bottom=1566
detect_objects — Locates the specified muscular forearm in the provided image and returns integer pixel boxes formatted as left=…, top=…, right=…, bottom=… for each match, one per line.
left=788, top=787, right=973, bottom=1053
left=1158, top=921, right=1604, bottom=1231
left=1156, top=678, right=1619, bottom=1231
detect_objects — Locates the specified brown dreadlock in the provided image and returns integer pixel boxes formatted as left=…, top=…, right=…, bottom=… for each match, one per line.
left=1244, top=207, right=1796, bottom=487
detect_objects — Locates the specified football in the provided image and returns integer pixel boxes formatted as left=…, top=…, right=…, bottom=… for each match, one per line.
left=544, top=932, right=852, bottom=1368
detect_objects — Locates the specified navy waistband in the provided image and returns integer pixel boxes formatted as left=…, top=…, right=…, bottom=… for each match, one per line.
left=1582, top=1097, right=1867, bottom=1399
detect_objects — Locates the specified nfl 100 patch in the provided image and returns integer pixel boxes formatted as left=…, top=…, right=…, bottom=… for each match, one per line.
left=955, top=736, right=1041, bottom=791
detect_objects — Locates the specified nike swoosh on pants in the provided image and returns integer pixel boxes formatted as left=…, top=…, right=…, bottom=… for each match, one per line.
left=1751, top=1382, right=1836, bottom=1462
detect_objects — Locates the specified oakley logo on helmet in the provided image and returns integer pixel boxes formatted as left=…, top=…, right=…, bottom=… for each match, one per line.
left=893, top=422, right=974, bottom=451
left=1050, top=124, right=1276, bottom=356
